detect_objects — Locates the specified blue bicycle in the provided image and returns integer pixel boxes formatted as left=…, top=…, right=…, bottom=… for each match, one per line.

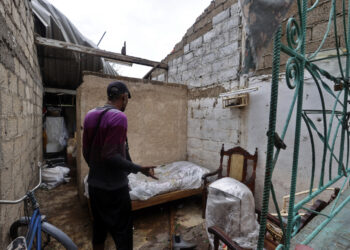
left=0, top=163, right=77, bottom=250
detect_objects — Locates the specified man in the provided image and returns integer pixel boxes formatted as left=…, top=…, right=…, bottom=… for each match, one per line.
left=83, top=81, right=157, bottom=250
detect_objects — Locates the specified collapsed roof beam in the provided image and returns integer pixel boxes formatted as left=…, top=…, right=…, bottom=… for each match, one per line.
left=35, top=36, right=168, bottom=70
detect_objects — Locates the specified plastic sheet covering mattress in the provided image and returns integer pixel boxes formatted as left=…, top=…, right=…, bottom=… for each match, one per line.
left=84, top=161, right=209, bottom=200
left=128, top=161, right=209, bottom=200
left=206, top=177, right=259, bottom=249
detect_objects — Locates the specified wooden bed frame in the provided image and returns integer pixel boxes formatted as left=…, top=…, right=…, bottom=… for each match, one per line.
left=131, top=187, right=203, bottom=211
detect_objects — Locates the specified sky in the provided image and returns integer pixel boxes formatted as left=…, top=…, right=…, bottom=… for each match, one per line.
left=50, top=0, right=212, bottom=78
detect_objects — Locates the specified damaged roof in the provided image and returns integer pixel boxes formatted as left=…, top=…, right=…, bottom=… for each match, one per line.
left=31, top=0, right=117, bottom=90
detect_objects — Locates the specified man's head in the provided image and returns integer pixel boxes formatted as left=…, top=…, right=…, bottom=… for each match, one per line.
left=107, top=81, right=131, bottom=111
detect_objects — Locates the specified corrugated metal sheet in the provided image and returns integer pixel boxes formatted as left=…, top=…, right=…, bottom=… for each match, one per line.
left=31, top=0, right=117, bottom=90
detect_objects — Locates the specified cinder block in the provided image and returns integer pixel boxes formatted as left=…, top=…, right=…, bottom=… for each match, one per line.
left=12, top=96, right=22, bottom=116
left=0, top=63, right=8, bottom=91
left=202, top=139, right=221, bottom=153
left=202, top=52, right=216, bottom=64
left=25, top=86, right=30, bottom=99
left=211, top=36, right=225, bottom=49
left=158, top=74, right=165, bottom=82
left=184, top=44, right=190, bottom=54
left=0, top=1, right=5, bottom=17
left=11, top=3, right=21, bottom=28
left=6, top=117, right=18, bottom=139
left=227, top=53, right=240, bottom=67
left=223, top=17, right=240, bottom=32
left=213, top=8, right=230, bottom=26
left=17, top=80, right=24, bottom=98
left=168, top=66, right=177, bottom=76
left=1, top=140, right=14, bottom=164
left=203, top=29, right=215, bottom=43
left=217, top=68, right=238, bottom=82
left=1, top=92, right=13, bottom=115
left=194, top=47, right=204, bottom=57
left=183, top=52, right=194, bottom=62
left=230, top=3, right=240, bottom=15
left=229, top=27, right=240, bottom=42
left=19, top=64, right=26, bottom=83
left=219, top=42, right=239, bottom=57
left=190, top=36, right=203, bottom=50
left=8, top=71, right=17, bottom=94
left=187, top=137, right=202, bottom=149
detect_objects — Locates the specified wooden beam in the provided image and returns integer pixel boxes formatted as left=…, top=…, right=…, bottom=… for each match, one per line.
left=35, top=36, right=168, bottom=70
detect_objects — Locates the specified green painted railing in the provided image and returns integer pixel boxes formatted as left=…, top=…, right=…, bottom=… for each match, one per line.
left=257, top=0, right=350, bottom=249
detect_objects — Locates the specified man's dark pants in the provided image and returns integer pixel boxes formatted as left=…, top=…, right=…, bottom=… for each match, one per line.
left=89, top=185, right=133, bottom=250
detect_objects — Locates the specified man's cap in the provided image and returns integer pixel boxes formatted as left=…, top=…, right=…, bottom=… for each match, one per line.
left=107, top=81, right=131, bottom=99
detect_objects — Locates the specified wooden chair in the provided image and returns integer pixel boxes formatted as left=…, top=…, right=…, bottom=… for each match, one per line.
left=202, top=144, right=258, bottom=218
left=208, top=210, right=286, bottom=250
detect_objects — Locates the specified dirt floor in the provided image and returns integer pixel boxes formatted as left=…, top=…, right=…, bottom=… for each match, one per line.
left=36, top=180, right=210, bottom=249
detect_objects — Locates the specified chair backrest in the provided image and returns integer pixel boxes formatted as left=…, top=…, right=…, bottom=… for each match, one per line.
left=218, top=145, right=258, bottom=194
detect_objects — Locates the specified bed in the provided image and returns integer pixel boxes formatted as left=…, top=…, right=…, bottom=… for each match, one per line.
left=84, top=161, right=210, bottom=211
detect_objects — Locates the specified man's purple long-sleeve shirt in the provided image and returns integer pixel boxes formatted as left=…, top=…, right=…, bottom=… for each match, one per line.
left=83, top=105, right=141, bottom=190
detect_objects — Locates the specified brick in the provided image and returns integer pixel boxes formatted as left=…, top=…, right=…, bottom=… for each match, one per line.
left=213, top=8, right=230, bottom=26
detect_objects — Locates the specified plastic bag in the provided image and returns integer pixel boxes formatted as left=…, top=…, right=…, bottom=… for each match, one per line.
left=7, top=236, right=27, bottom=250
left=206, top=177, right=259, bottom=249
left=42, top=166, right=70, bottom=189
left=45, top=117, right=68, bottom=152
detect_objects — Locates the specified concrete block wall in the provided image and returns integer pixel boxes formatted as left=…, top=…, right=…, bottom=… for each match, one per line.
left=76, top=73, right=188, bottom=201
left=0, top=0, right=43, bottom=247
left=257, top=0, right=347, bottom=74
left=150, top=0, right=342, bottom=209
left=151, top=0, right=245, bottom=173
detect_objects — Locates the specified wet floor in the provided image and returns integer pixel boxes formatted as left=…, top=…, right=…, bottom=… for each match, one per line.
left=36, top=180, right=209, bottom=249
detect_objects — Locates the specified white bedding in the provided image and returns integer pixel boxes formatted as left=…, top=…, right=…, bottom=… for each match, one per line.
left=84, top=161, right=209, bottom=201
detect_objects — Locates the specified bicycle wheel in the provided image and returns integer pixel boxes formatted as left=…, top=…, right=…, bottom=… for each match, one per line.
left=10, top=218, right=77, bottom=250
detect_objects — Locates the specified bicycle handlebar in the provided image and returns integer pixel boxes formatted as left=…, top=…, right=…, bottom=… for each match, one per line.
left=0, top=162, right=43, bottom=204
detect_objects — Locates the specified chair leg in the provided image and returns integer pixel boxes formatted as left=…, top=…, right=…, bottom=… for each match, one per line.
left=213, top=235, right=219, bottom=250
left=202, top=188, right=207, bottom=219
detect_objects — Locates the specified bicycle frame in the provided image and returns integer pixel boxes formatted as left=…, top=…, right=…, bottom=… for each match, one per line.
left=26, top=208, right=42, bottom=250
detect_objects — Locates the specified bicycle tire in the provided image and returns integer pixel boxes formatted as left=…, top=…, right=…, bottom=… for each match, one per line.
left=10, top=218, right=77, bottom=250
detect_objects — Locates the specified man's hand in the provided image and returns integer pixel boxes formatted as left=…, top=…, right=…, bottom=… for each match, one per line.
left=140, top=166, right=158, bottom=180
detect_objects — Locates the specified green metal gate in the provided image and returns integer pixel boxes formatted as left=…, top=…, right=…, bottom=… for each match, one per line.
left=257, top=0, right=350, bottom=249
